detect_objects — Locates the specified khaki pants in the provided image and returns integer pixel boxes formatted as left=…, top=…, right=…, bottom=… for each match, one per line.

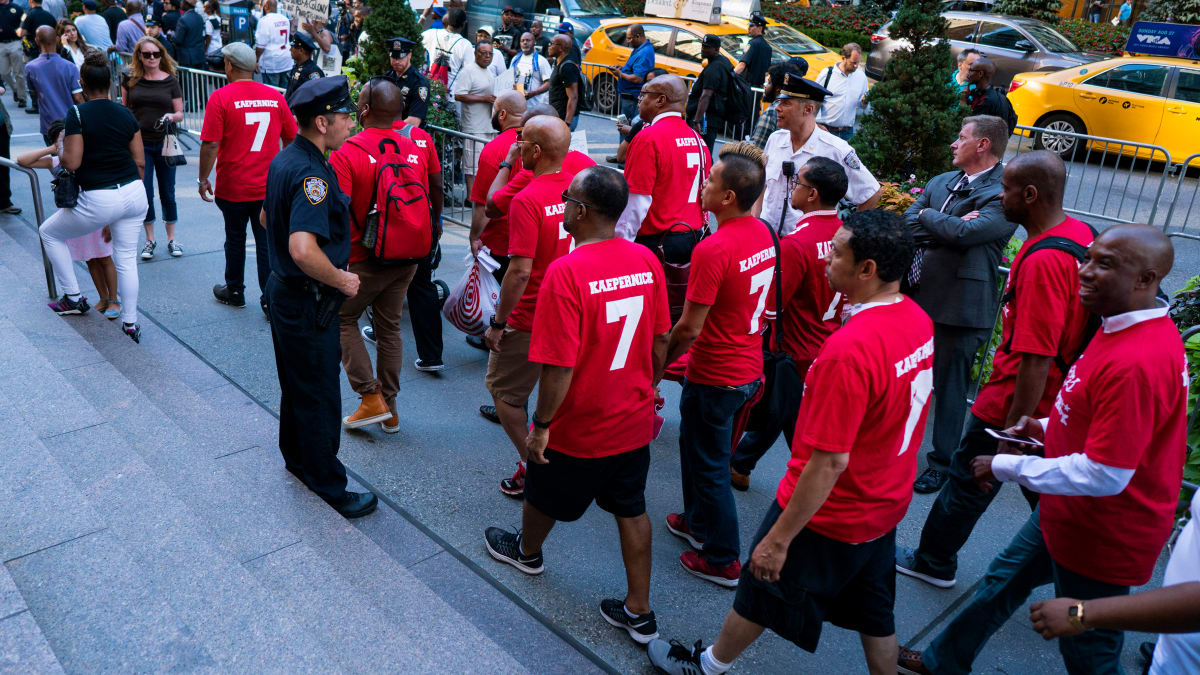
left=0, top=40, right=25, bottom=103
left=338, top=259, right=418, bottom=409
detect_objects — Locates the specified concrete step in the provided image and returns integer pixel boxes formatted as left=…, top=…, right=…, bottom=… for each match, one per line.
left=0, top=562, right=63, bottom=674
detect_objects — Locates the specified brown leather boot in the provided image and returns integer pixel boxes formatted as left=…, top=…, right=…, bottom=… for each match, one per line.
left=342, top=390, right=392, bottom=429
left=730, top=466, right=750, bottom=492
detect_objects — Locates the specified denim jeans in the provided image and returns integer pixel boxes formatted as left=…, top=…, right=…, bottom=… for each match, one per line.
left=142, top=143, right=178, bottom=225
left=217, top=197, right=267, bottom=298
left=924, top=509, right=1128, bottom=675
left=679, top=378, right=760, bottom=566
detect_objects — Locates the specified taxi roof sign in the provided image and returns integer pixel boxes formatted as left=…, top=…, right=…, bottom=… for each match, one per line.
left=1124, top=21, right=1200, bottom=59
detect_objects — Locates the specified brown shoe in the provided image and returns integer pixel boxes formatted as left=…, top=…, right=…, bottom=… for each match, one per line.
left=730, top=466, right=750, bottom=492
left=342, top=390, right=392, bottom=429
left=381, top=413, right=400, bottom=434
left=898, top=647, right=933, bottom=675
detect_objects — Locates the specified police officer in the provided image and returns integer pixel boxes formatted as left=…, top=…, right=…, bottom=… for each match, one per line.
left=755, top=72, right=883, bottom=235
left=381, top=36, right=427, bottom=128
left=285, top=32, right=323, bottom=99
left=264, top=75, right=377, bottom=519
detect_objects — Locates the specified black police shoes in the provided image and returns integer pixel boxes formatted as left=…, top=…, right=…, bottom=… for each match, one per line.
left=326, top=491, right=379, bottom=519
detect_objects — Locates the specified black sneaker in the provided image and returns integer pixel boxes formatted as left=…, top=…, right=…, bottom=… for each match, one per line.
left=484, top=527, right=544, bottom=575
left=414, top=358, right=445, bottom=372
left=47, top=294, right=90, bottom=315
left=213, top=284, right=246, bottom=307
left=895, top=545, right=956, bottom=588
left=913, top=467, right=946, bottom=494
left=600, top=598, right=659, bottom=644
left=123, top=322, right=141, bottom=344
left=647, top=639, right=705, bottom=675
left=479, top=404, right=500, bottom=424
left=465, top=335, right=488, bottom=351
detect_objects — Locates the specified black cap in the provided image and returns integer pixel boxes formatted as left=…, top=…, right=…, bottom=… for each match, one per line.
left=776, top=72, right=831, bottom=102
left=387, top=36, right=415, bottom=56
left=145, top=17, right=159, bottom=26
left=288, top=75, right=356, bottom=115
left=749, top=12, right=767, bottom=27
left=701, top=34, right=721, bottom=50
left=291, top=33, right=317, bottom=52
left=511, top=5, right=524, bottom=15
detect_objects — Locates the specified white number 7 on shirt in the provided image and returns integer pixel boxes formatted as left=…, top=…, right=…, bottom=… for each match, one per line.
left=686, top=152, right=701, bottom=203
left=606, top=296, right=644, bottom=371
left=748, top=268, right=774, bottom=333
left=898, top=368, right=933, bottom=456
left=245, top=112, right=271, bottom=152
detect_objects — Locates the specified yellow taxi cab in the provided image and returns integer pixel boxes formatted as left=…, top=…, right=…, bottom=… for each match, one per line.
left=1007, top=54, right=1200, bottom=162
left=580, top=16, right=840, bottom=114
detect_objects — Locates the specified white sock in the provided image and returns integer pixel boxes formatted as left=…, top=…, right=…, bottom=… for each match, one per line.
left=700, top=646, right=731, bottom=675
left=66, top=292, right=80, bottom=299
left=624, top=604, right=640, bottom=619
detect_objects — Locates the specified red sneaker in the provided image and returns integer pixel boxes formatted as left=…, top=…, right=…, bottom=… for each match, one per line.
left=680, top=551, right=740, bottom=588
left=665, top=513, right=705, bottom=550
left=500, top=462, right=526, bottom=497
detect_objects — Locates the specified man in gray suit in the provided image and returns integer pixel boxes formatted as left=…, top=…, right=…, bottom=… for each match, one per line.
left=904, top=115, right=1017, bottom=493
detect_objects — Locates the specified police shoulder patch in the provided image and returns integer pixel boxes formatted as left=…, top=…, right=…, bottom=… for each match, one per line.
left=844, top=150, right=862, bottom=170
left=418, top=86, right=428, bottom=101
left=303, top=176, right=328, bottom=205
left=308, top=71, right=320, bottom=80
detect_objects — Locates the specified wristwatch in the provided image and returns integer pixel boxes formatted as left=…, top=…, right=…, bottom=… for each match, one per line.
left=1067, top=602, right=1088, bottom=631
left=531, top=412, right=552, bottom=429
left=489, top=314, right=506, bottom=330
left=498, top=161, right=513, bottom=170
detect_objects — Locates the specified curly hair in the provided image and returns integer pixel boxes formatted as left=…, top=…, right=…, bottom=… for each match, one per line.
left=127, top=36, right=178, bottom=88
left=842, top=209, right=914, bottom=283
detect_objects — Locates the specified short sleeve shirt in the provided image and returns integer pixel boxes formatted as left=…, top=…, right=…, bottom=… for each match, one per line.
left=547, top=57, right=581, bottom=121
left=684, top=216, right=776, bottom=386
left=126, top=75, right=182, bottom=144
left=761, top=127, right=881, bottom=233
left=264, top=134, right=351, bottom=280
left=764, top=211, right=844, bottom=364
left=529, top=238, right=671, bottom=458
left=619, top=40, right=654, bottom=96
left=64, top=98, right=141, bottom=191
left=1040, top=313, right=1187, bottom=586
left=624, top=113, right=711, bottom=235
left=255, top=12, right=291, bottom=74
left=0, top=5, right=22, bottom=41
left=686, top=57, right=732, bottom=123
left=470, top=127, right=519, bottom=256
left=24, top=53, right=81, bottom=136
left=776, top=298, right=934, bottom=544
left=509, top=50, right=553, bottom=106
left=739, top=35, right=771, bottom=88
left=489, top=150, right=595, bottom=255
left=393, top=122, right=441, bottom=178
left=971, top=216, right=1094, bottom=426
left=200, top=79, right=297, bottom=202
left=452, top=62, right=495, bottom=135
left=506, top=172, right=576, bottom=332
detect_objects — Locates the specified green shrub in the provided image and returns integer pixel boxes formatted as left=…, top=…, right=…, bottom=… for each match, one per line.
left=800, top=28, right=872, bottom=52
left=360, top=0, right=425, bottom=78
left=1058, top=18, right=1130, bottom=56
left=992, top=0, right=1063, bottom=24
left=762, top=3, right=888, bottom=34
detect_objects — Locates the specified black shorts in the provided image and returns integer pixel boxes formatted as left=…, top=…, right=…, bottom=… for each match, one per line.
left=733, top=501, right=896, bottom=652
left=524, top=446, right=650, bottom=522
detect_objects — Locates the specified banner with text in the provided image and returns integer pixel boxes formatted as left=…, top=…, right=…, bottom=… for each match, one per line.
left=644, top=0, right=721, bottom=25
left=280, top=0, right=331, bottom=24
left=1124, top=21, right=1200, bottom=59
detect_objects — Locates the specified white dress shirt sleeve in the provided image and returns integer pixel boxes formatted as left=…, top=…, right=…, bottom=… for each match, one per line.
left=616, top=192, right=652, bottom=241
left=991, top=453, right=1135, bottom=497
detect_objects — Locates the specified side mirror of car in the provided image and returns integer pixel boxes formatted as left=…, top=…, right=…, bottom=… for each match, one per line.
left=1014, top=39, right=1034, bottom=52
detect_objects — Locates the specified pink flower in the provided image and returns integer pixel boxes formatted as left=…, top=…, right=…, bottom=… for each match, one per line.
left=910, top=187, right=923, bottom=194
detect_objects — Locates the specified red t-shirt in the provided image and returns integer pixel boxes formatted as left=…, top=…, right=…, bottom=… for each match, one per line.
left=491, top=151, right=596, bottom=223
left=391, top=122, right=441, bottom=178
left=529, top=238, right=671, bottom=458
left=684, top=216, right=776, bottom=386
left=624, top=113, right=712, bottom=236
left=470, top=128, right=519, bottom=256
left=506, top=171, right=576, bottom=332
left=1040, top=314, right=1187, bottom=586
left=972, top=216, right=1094, bottom=426
left=776, top=298, right=934, bottom=544
left=764, top=211, right=844, bottom=364
left=329, top=128, right=430, bottom=264
left=199, top=80, right=297, bottom=202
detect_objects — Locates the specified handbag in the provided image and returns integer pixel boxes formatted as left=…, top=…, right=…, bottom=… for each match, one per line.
left=161, top=120, right=187, bottom=167
left=655, top=221, right=705, bottom=324
left=52, top=106, right=83, bottom=208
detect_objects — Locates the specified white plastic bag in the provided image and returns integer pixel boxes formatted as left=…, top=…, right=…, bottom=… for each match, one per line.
left=443, top=250, right=501, bottom=336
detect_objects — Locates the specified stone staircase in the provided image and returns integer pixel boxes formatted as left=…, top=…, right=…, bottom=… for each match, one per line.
left=0, top=219, right=605, bottom=674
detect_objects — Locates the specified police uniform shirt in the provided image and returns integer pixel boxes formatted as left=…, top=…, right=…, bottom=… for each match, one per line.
left=0, top=4, right=21, bottom=41
left=286, top=57, right=324, bottom=99
left=383, top=66, right=429, bottom=125
left=761, top=126, right=880, bottom=234
left=264, top=134, right=351, bottom=280
left=740, top=34, right=771, bottom=88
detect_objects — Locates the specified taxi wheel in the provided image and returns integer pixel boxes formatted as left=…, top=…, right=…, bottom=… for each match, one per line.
left=1034, top=113, right=1086, bottom=160
left=593, top=72, right=618, bottom=116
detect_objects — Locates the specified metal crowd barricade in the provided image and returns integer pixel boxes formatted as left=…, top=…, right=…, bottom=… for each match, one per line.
left=1007, top=125, right=1174, bottom=228
left=1162, top=153, right=1200, bottom=235
left=174, top=65, right=287, bottom=135
left=426, top=125, right=495, bottom=229
left=0, top=158, right=54, bottom=298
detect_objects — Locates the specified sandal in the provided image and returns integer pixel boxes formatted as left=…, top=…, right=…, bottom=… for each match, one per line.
left=94, top=298, right=108, bottom=312
left=104, top=298, right=121, bottom=320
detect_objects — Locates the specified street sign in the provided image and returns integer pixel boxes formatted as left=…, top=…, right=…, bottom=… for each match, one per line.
left=279, top=0, right=330, bottom=24
left=1124, top=21, right=1200, bottom=59
left=644, top=0, right=721, bottom=25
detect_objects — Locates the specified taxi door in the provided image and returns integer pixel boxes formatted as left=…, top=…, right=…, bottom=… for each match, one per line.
left=1156, top=67, right=1200, bottom=162
left=1073, top=62, right=1168, bottom=148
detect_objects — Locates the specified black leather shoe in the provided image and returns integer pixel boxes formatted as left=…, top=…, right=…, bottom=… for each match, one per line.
left=913, top=467, right=946, bottom=494
left=479, top=404, right=500, bottom=424
left=327, top=491, right=378, bottom=519
left=213, top=284, right=246, bottom=307
left=465, top=335, right=487, bottom=351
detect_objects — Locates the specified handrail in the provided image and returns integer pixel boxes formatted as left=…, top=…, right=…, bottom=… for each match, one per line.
left=0, top=157, right=54, bottom=298
left=1163, top=152, right=1200, bottom=232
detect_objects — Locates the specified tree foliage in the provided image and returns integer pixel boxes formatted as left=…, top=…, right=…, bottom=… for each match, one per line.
left=992, top=0, right=1064, bottom=24
left=851, top=0, right=963, bottom=183
left=360, top=0, right=425, bottom=78
left=1141, top=0, right=1200, bottom=24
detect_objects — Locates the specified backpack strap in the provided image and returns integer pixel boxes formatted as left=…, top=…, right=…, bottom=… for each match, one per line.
left=762, top=218, right=784, bottom=353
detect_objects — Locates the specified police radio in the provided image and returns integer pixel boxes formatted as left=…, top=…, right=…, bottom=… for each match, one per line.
left=778, top=161, right=796, bottom=235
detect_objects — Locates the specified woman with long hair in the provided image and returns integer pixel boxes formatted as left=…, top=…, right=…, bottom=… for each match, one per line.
left=56, top=18, right=93, bottom=69
left=39, top=51, right=149, bottom=342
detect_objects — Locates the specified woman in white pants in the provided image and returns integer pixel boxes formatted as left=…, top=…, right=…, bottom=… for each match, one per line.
left=40, top=51, right=148, bottom=342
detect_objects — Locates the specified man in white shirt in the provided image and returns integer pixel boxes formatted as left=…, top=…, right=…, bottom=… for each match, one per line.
left=254, top=0, right=290, bottom=88
left=814, top=43, right=869, bottom=141
left=453, top=41, right=497, bottom=197
left=74, top=0, right=112, bottom=50
left=422, top=6, right=471, bottom=89
left=508, top=31, right=551, bottom=107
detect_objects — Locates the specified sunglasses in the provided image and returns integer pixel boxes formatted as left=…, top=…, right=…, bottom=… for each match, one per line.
left=561, top=191, right=596, bottom=209
left=140, top=51, right=162, bottom=58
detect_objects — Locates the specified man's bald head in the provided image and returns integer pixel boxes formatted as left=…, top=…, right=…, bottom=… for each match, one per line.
left=360, top=78, right=404, bottom=127
left=647, top=74, right=688, bottom=103
left=1098, top=224, right=1174, bottom=280
left=522, top=103, right=558, bottom=123
left=35, top=25, right=56, bottom=48
left=969, top=57, right=995, bottom=85
left=522, top=115, right=570, bottom=159
left=1006, top=150, right=1066, bottom=205
left=1079, top=224, right=1174, bottom=315
left=638, top=74, right=687, bottom=119
left=495, top=90, right=526, bottom=117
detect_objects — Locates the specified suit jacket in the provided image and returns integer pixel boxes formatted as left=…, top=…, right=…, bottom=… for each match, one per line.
left=172, top=9, right=205, bottom=67
left=904, top=163, right=1017, bottom=329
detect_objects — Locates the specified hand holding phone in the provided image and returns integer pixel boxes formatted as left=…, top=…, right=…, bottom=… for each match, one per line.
left=985, top=428, right=1044, bottom=448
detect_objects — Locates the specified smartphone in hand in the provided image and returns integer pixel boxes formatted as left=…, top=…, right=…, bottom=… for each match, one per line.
left=985, top=428, right=1044, bottom=447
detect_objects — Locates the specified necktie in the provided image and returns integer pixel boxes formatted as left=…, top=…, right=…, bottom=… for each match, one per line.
left=906, top=174, right=970, bottom=288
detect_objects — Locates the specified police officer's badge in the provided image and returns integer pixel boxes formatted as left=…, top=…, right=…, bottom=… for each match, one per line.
left=418, top=86, right=428, bottom=101
left=844, top=150, right=862, bottom=170
left=304, top=177, right=328, bottom=205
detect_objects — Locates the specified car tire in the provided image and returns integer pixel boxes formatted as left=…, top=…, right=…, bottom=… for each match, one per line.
left=593, top=72, right=618, bottom=116
left=1034, top=113, right=1086, bottom=160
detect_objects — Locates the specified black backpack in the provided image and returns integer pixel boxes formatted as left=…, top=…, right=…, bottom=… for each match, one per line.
left=725, top=70, right=753, bottom=128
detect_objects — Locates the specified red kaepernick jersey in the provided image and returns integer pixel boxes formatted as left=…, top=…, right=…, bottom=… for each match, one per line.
left=684, top=216, right=775, bottom=386
left=529, top=238, right=671, bottom=458
left=624, top=113, right=711, bottom=236
left=199, top=80, right=297, bottom=202
left=392, top=121, right=441, bottom=178
left=777, top=297, right=934, bottom=544
left=972, top=216, right=1094, bottom=426
left=764, top=211, right=844, bottom=364
left=491, top=151, right=596, bottom=221
left=471, top=128, right=519, bottom=256
left=1041, top=313, right=1187, bottom=586
left=506, top=172, right=576, bottom=332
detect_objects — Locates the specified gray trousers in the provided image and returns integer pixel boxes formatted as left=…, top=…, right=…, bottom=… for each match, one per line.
left=925, top=322, right=991, bottom=473
left=0, top=40, right=25, bottom=103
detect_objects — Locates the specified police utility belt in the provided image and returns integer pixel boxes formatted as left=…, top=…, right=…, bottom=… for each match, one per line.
left=271, top=271, right=345, bottom=329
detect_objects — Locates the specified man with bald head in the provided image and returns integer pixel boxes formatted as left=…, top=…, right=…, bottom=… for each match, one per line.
left=616, top=74, right=711, bottom=312
left=898, top=150, right=1099, bottom=597
left=963, top=56, right=1016, bottom=134
left=24, top=24, right=81, bottom=135
left=901, top=224, right=1186, bottom=675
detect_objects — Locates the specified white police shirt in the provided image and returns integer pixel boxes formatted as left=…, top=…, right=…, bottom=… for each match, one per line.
left=760, top=126, right=880, bottom=235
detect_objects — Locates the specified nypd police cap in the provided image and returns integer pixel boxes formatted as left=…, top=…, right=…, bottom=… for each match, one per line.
left=388, top=36, right=415, bottom=56
left=291, top=32, right=317, bottom=52
left=288, top=75, right=356, bottom=115
left=776, top=72, right=832, bottom=102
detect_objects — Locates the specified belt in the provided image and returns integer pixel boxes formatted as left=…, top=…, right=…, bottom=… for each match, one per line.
left=86, top=178, right=140, bottom=191
left=823, top=125, right=852, bottom=132
left=270, top=271, right=311, bottom=290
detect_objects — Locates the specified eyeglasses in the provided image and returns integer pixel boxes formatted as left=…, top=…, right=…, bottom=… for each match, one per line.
left=140, top=51, right=162, bottom=58
left=561, top=190, right=596, bottom=209
left=794, top=180, right=816, bottom=191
